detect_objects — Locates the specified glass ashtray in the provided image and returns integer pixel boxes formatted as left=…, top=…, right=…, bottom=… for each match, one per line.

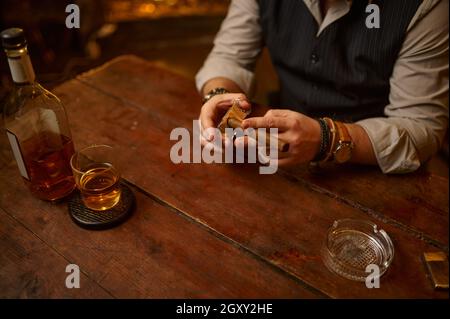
left=321, top=219, right=394, bottom=281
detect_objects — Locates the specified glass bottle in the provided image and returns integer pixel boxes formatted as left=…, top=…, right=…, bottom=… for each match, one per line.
left=1, top=28, right=75, bottom=201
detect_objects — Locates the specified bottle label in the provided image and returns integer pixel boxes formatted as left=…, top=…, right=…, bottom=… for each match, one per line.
left=7, top=54, right=35, bottom=84
left=40, top=108, right=61, bottom=136
left=6, top=129, right=30, bottom=181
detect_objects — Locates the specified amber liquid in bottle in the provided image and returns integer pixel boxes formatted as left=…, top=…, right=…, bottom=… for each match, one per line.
left=21, top=132, right=75, bottom=201
left=2, top=28, right=75, bottom=201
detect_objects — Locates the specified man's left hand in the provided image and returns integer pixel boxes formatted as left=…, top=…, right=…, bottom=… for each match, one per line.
left=240, top=109, right=322, bottom=166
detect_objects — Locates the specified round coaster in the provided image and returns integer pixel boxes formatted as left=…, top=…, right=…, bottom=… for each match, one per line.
left=68, top=182, right=135, bottom=230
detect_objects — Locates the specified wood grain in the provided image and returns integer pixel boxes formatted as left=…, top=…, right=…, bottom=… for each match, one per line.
left=0, top=148, right=319, bottom=298
left=0, top=207, right=111, bottom=298
left=0, top=55, right=447, bottom=298
left=51, top=55, right=447, bottom=298
left=77, top=55, right=449, bottom=249
left=286, top=164, right=449, bottom=249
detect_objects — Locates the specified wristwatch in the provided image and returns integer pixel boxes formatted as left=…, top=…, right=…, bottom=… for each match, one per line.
left=202, top=87, right=230, bottom=104
left=333, top=121, right=354, bottom=164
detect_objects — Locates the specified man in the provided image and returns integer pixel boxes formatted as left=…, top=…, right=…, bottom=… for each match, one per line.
left=196, top=0, right=448, bottom=173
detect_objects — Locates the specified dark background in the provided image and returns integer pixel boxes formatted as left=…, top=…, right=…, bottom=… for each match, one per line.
left=0, top=0, right=278, bottom=103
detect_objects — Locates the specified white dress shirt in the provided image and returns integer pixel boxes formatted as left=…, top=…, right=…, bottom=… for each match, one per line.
left=196, top=0, right=449, bottom=174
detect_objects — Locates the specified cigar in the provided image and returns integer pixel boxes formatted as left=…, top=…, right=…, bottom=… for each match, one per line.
left=227, top=118, right=289, bottom=152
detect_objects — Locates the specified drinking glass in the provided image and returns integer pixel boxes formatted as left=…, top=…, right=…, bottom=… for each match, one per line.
left=70, top=145, right=121, bottom=211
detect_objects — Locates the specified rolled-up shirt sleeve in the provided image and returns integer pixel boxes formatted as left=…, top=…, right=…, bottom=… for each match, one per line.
left=195, top=0, right=263, bottom=94
left=357, top=0, right=449, bottom=174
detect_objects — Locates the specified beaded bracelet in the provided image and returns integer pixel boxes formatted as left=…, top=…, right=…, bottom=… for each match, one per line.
left=312, top=118, right=331, bottom=162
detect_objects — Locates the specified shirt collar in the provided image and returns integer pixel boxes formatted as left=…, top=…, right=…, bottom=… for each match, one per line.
left=302, top=0, right=353, bottom=36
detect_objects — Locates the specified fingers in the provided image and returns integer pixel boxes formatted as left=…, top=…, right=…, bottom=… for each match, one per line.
left=234, top=136, right=290, bottom=159
left=216, top=96, right=251, bottom=110
left=198, top=117, right=234, bottom=151
left=199, top=93, right=250, bottom=141
left=241, top=115, right=291, bottom=131
left=241, top=109, right=298, bottom=131
left=265, top=109, right=296, bottom=118
left=199, top=117, right=216, bottom=141
left=234, top=135, right=257, bottom=149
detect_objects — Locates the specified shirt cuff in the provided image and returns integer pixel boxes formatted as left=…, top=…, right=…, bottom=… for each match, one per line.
left=195, top=56, right=255, bottom=95
left=357, top=118, right=422, bottom=174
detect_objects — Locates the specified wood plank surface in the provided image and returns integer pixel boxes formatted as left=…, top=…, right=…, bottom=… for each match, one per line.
left=77, top=55, right=448, bottom=249
left=287, top=164, right=449, bottom=249
left=0, top=143, right=319, bottom=298
left=54, top=55, right=447, bottom=298
left=1, top=55, right=448, bottom=298
left=0, top=207, right=111, bottom=298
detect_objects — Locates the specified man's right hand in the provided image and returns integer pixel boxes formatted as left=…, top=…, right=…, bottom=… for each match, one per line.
left=199, top=93, right=251, bottom=146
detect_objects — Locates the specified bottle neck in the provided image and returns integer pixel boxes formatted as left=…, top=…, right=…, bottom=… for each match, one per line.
left=5, top=47, right=36, bottom=85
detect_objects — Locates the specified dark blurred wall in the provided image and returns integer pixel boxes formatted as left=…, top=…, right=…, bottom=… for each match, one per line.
left=0, top=0, right=107, bottom=101
left=0, top=0, right=278, bottom=108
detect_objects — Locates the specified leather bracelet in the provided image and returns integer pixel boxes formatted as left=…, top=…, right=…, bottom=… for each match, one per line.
left=312, top=118, right=330, bottom=162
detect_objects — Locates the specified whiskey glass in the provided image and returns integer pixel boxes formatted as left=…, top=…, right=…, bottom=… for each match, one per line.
left=70, top=145, right=121, bottom=211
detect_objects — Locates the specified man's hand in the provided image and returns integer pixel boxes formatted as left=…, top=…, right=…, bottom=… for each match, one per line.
left=241, top=109, right=321, bottom=166
left=199, top=93, right=251, bottom=145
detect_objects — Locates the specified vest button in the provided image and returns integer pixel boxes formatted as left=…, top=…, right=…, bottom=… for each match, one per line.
left=311, top=53, right=319, bottom=64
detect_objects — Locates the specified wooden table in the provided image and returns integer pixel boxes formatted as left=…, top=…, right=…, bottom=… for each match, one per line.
left=0, top=55, right=448, bottom=298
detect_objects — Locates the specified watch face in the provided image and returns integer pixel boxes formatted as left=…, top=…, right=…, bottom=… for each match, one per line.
left=334, top=144, right=352, bottom=163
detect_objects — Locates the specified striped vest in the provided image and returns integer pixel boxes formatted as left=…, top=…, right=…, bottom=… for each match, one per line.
left=259, top=0, right=422, bottom=121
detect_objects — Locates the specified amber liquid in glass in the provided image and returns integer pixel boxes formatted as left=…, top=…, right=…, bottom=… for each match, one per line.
left=21, top=132, right=75, bottom=201
left=78, top=163, right=121, bottom=211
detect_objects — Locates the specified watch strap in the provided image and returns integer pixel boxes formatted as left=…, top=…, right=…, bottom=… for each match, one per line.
left=333, top=121, right=354, bottom=163
left=334, top=121, right=352, bottom=144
